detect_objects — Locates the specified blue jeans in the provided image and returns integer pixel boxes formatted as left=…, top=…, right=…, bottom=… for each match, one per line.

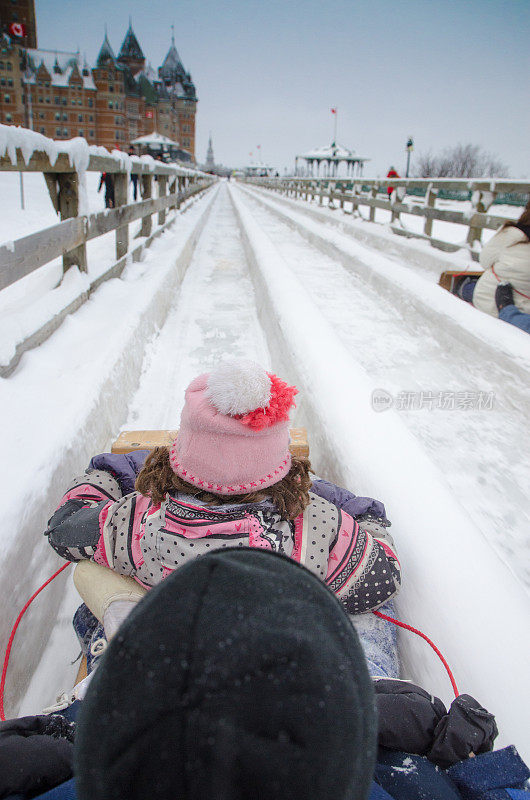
left=499, top=304, right=530, bottom=334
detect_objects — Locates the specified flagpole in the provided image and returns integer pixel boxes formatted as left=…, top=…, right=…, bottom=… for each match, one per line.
left=334, top=108, right=338, bottom=144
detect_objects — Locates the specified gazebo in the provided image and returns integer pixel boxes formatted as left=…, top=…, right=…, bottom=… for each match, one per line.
left=131, top=132, right=192, bottom=163
left=295, top=141, right=369, bottom=177
left=244, top=162, right=277, bottom=177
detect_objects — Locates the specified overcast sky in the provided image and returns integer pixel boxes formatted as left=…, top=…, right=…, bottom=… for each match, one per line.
left=37, top=0, right=530, bottom=177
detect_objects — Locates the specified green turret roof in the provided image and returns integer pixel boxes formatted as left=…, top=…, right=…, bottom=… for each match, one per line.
left=118, top=22, right=144, bottom=62
left=96, top=32, right=116, bottom=66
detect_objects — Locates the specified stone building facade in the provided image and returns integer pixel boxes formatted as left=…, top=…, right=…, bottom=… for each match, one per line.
left=0, top=3, right=197, bottom=159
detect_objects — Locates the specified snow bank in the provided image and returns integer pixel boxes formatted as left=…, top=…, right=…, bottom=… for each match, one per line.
left=0, top=186, right=218, bottom=715
left=0, top=124, right=208, bottom=178
left=229, top=183, right=530, bottom=759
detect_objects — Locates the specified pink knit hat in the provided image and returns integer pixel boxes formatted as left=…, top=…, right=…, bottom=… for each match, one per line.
left=169, top=361, right=297, bottom=495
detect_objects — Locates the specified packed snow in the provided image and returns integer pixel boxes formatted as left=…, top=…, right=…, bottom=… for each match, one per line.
left=1, top=178, right=528, bottom=763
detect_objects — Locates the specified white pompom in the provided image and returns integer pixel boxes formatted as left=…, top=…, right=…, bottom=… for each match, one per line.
left=206, top=360, right=271, bottom=416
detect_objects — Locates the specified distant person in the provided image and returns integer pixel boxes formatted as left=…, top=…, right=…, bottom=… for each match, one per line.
left=386, top=166, right=399, bottom=196
left=97, top=172, right=114, bottom=209
left=128, top=145, right=139, bottom=201
left=471, top=200, right=530, bottom=328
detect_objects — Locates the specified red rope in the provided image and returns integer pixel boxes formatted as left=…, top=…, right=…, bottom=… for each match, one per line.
left=373, top=609, right=459, bottom=698
left=448, top=270, right=480, bottom=279
left=0, top=562, right=71, bottom=722
left=491, top=266, right=530, bottom=300
left=0, top=562, right=460, bottom=721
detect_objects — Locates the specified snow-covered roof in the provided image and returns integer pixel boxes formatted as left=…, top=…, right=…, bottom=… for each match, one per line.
left=297, top=142, right=369, bottom=162
left=160, top=42, right=184, bottom=77
left=132, top=131, right=180, bottom=147
left=25, top=49, right=96, bottom=90
left=168, top=81, right=186, bottom=98
left=137, top=62, right=157, bottom=84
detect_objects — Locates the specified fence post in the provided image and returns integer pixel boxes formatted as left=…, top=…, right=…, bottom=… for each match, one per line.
left=169, top=175, right=178, bottom=210
left=467, top=189, right=497, bottom=248
left=391, top=186, right=405, bottom=225
left=141, top=174, right=153, bottom=237
left=351, top=183, right=361, bottom=215
left=328, top=182, right=336, bottom=210
left=369, top=185, right=377, bottom=222
left=58, top=172, right=87, bottom=273
left=339, top=182, right=345, bottom=210
left=158, top=175, right=168, bottom=225
left=423, top=183, right=437, bottom=237
left=114, top=172, right=128, bottom=259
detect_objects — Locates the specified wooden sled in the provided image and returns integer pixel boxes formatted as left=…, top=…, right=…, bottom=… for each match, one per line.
left=112, top=427, right=309, bottom=459
left=438, top=269, right=482, bottom=294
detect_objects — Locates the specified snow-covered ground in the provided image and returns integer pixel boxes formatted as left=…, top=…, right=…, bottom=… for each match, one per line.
left=1, top=179, right=529, bottom=760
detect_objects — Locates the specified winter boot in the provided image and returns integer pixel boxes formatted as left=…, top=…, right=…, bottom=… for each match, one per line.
left=72, top=603, right=107, bottom=674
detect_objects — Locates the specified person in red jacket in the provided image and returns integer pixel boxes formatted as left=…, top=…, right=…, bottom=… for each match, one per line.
left=386, top=166, right=399, bottom=196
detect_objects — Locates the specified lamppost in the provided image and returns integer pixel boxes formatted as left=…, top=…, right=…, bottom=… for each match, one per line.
left=406, top=136, right=414, bottom=178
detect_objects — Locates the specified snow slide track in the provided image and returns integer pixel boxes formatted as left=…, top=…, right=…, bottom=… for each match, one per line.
left=239, top=182, right=530, bottom=381
left=237, top=184, right=530, bottom=591
left=229, top=183, right=529, bottom=756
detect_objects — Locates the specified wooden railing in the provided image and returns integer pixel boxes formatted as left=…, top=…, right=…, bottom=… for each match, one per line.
left=242, top=176, right=530, bottom=258
left=0, top=147, right=215, bottom=292
left=0, top=130, right=216, bottom=375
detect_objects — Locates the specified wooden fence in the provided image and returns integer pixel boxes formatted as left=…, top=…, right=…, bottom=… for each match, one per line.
left=0, top=149, right=215, bottom=292
left=242, top=176, right=530, bottom=258
left=0, top=141, right=216, bottom=375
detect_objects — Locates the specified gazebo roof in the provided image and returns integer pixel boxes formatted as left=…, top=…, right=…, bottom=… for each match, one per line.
left=132, top=131, right=179, bottom=147
left=297, top=141, right=369, bottom=162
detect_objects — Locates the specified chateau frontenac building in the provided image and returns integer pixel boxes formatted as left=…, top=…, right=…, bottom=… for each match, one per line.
left=0, top=1, right=197, bottom=158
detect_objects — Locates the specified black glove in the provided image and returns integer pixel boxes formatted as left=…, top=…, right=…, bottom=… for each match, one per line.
left=375, top=680, right=498, bottom=769
left=375, top=679, right=446, bottom=755
left=46, top=499, right=106, bottom=560
left=0, top=714, right=75, bottom=798
left=428, top=694, right=498, bottom=769
left=495, top=282, right=515, bottom=311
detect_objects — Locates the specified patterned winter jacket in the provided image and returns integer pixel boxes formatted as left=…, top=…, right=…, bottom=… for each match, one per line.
left=46, top=462, right=401, bottom=614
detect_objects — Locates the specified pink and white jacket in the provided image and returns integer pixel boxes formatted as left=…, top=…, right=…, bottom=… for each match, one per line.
left=46, top=468, right=401, bottom=614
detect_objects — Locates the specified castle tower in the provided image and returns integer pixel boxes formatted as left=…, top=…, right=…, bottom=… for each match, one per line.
left=93, top=30, right=126, bottom=151
left=117, top=19, right=145, bottom=76
left=159, top=29, right=197, bottom=159
left=205, top=134, right=215, bottom=171
left=96, top=30, right=116, bottom=66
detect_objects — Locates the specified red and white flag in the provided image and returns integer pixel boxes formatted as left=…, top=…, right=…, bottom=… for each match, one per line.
left=9, top=22, right=26, bottom=38
left=331, top=108, right=337, bottom=114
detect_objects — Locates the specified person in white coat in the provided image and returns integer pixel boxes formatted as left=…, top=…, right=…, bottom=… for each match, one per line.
left=472, top=201, right=530, bottom=320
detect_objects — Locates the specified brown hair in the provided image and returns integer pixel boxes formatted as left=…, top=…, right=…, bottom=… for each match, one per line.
left=135, top=446, right=312, bottom=521
left=503, top=199, right=530, bottom=233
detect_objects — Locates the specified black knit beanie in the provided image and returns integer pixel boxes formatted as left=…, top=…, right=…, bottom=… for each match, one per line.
left=75, top=549, right=376, bottom=800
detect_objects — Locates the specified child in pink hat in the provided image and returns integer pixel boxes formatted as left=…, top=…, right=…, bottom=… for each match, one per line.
left=47, top=360, right=401, bottom=618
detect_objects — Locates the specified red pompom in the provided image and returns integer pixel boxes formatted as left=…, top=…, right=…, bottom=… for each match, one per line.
left=238, top=373, right=297, bottom=431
